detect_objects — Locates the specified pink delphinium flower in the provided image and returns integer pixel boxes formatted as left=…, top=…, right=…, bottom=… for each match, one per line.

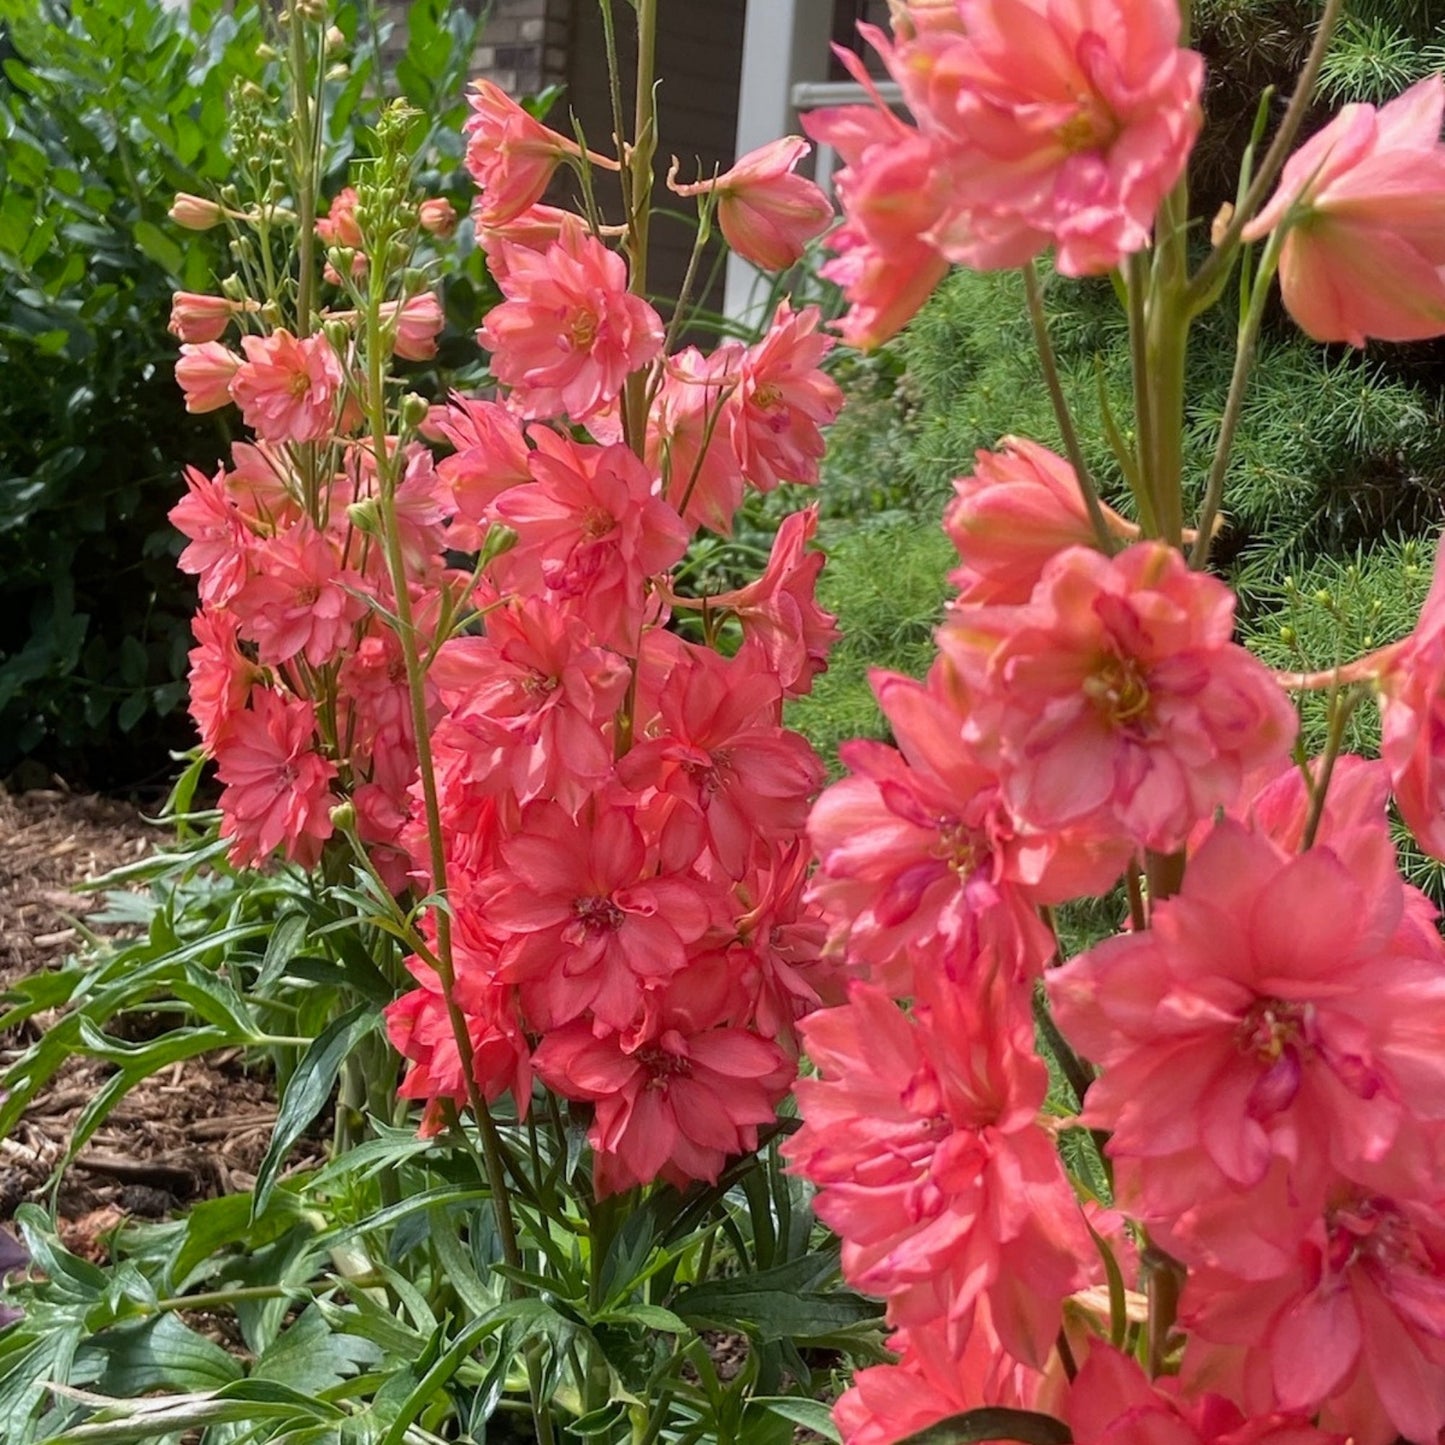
left=945, top=437, right=1138, bottom=604
left=170, top=192, right=224, bottom=230
left=803, top=62, right=953, bottom=348
left=1243, top=76, right=1445, bottom=346
left=231, top=528, right=368, bottom=668
left=944, top=541, right=1298, bottom=854
left=835, top=1316, right=1048, bottom=1445
left=807, top=665, right=1100, bottom=992
left=647, top=343, right=746, bottom=533
left=463, top=80, right=618, bottom=228
left=418, top=196, right=458, bottom=237
left=1067, top=1345, right=1344, bottom=1445
left=1375, top=546, right=1445, bottom=859
left=492, top=432, right=689, bottom=651
left=187, top=607, right=256, bottom=751
left=1048, top=816, right=1445, bottom=1254
left=175, top=342, right=241, bottom=413
left=533, top=1002, right=792, bottom=1195
left=170, top=464, right=250, bottom=607
left=786, top=975, right=1090, bottom=1367
left=729, top=301, right=843, bottom=493
left=1182, top=1181, right=1445, bottom=1445
left=669, top=136, right=834, bottom=271
left=678, top=505, right=840, bottom=696
left=479, top=224, right=664, bottom=423
left=381, top=294, right=445, bottom=362
left=168, top=292, right=242, bottom=344
left=916, top=0, right=1205, bottom=275
left=427, top=392, right=533, bottom=547
left=230, top=330, right=346, bottom=444
left=616, top=645, right=824, bottom=878
left=480, top=800, right=723, bottom=1031
left=386, top=952, right=532, bottom=1133
left=214, top=688, right=338, bottom=869
left=316, top=186, right=364, bottom=248
left=429, top=597, right=630, bottom=812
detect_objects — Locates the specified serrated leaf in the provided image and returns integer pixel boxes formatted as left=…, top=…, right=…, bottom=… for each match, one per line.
left=895, top=1408, right=1074, bottom=1445
left=251, top=1304, right=382, bottom=1395
left=253, top=1003, right=380, bottom=1218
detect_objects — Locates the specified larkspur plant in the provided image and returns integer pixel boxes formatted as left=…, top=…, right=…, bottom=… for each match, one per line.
left=782, top=0, right=1445, bottom=1443
left=153, top=0, right=855, bottom=1441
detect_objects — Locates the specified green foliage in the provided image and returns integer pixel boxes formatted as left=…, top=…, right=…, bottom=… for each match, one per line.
left=0, top=794, right=874, bottom=1442
left=786, top=518, right=955, bottom=771
left=0, top=0, right=488, bottom=786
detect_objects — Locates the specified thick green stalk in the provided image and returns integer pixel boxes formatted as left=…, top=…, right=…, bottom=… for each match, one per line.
left=1021, top=261, right=1116, bottom=553
left=1190, top=226, right=1284, bottom=568
left=622, top=0, right=658, bottom=455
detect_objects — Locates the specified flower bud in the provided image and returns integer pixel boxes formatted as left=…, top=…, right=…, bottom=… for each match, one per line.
left=1210, top=201, right=1234, bottom=249
left=322, top=317, right=354, bottom=353
left=399, top=391, right=431, bottom=432
left=170, top=192, right=224, bottom=230
left=478, top=522, right=519, bottom=567
left=346, top=498, right=381, bottom=535
left=418, top=197, right=458, bottom=237
left=328, top=800, right=357, bottom=832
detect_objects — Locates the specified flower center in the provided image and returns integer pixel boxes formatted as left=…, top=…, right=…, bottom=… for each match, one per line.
left=1083, top=655, right=1152, bottom=727
left=1239, top=998, right=1305, bottom=1060
left=935, top=818, right=981, bottom=876
left=636, top=1045, right=692, bottom=1091
left=570, top=309, right=599, bottom=349
left=573, top=895, right=624, bottom=934
left=581, top=506, right=616, bottom=541
left=289, top=369, right=313, bottom=398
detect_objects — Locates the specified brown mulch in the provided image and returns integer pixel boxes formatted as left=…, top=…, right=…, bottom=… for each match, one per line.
left=0, top=788, right=287, bottom=1257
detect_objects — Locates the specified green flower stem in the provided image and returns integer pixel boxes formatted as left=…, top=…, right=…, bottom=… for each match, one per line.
left=1021, top=261, right=1116, bottom=553
left=155, top=1284, right=309, bottom=1315
left=363, top=254, right=557, bottom=1445
left=1190, top=226, right=1285, bottom=568
left=287, top=5, right=323, bottom=527
left=1125, top=251, right=1160, bottom=532
left=1186, top=0, right=1345, bottom=310
left=622, top=0, right=659, bottom=456
left=1301, top=684, right=1362, bottom=850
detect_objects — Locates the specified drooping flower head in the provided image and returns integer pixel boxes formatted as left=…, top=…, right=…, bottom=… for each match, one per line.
left=668, top=136, right=834, bottom=272
left=1243, top=76, right=1445, bottom=346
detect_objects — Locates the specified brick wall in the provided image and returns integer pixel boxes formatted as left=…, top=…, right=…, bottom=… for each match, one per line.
left=469, top=0, right=570, bottom=96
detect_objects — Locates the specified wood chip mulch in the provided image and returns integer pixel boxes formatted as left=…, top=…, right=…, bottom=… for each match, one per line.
left=0, top=788, right=293, bottom=1258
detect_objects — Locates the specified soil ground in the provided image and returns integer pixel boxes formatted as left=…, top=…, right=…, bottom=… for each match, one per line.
left=0, top=788, right=276, bottom=1259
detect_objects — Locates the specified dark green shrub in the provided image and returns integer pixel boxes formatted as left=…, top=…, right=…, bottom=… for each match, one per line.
left=0, top=0, right=487, bottom=788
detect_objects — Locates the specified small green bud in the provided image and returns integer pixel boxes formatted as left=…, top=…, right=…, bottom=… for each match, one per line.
left=399, top=391, right=430, bottom=432
left=328, top=800, right=357, bottom=832
left=479, top=523, right=519, bottom=567
left=347, top=499, right=380, bottom=535
left=1279, top=625, right=1296, bottom=645
left=322, top=317, right=353, bottom=353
